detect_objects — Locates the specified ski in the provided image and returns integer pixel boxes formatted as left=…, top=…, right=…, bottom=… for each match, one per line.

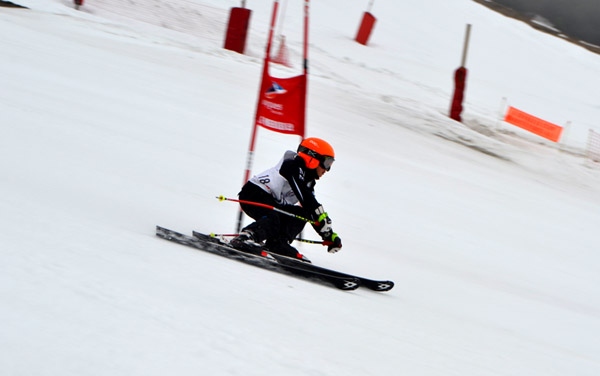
left=193, top=231, right=394, bottom=292
left=156, top=226, right=359, bottom=291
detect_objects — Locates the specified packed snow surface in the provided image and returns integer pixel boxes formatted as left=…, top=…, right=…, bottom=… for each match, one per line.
left=1, top=0, right=600, bottom=375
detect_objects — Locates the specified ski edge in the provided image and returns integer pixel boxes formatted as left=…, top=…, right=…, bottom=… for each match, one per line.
left=156, top=226, right=359, bottom=291
left=192, top=230, right=394, bottom=292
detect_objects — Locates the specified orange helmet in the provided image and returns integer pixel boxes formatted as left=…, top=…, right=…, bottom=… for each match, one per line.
left=297, top=137, right=335, bottom=170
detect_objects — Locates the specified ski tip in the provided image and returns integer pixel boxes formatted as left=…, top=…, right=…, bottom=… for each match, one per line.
left=374, top=281, right=394, bottom=292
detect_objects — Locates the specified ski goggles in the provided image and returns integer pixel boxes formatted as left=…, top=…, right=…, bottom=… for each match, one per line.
left=320, top=155, right=335, bottom=171
left=297, top=145, right=335, bottom=171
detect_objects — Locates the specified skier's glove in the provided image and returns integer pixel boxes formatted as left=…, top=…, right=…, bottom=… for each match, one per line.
left=325, top=232, right=342, bottom=253
left=313, top=205, right=332, bottom=237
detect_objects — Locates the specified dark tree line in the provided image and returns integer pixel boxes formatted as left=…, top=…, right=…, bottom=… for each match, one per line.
left=493, top=0, right=600, bottom=45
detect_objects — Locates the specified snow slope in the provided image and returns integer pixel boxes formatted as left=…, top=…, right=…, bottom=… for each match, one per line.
left=1, top=0, right=600, bottom=375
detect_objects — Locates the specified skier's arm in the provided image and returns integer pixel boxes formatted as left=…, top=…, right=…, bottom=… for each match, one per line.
left=279, top=158, right=320, bottom=213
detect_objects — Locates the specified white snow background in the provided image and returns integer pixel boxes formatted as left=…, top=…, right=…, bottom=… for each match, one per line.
left=2, top=0, right=600, bottom=375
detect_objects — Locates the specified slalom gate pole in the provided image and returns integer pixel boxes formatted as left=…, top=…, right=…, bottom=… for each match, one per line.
left=236, top=1, right=281, bottom=234
left=218, top=195, right=317, bottom=225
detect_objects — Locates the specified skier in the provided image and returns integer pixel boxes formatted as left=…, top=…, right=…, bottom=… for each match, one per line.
left=230, top=137, right=342, bottom=262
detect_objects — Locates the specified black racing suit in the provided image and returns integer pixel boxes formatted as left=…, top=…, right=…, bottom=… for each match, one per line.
left=238, top=151, right=322, bottom=251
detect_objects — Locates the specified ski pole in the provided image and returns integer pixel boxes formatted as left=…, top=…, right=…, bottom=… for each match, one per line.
left=209, top=232, right=330, bottom=245
left=297, top=238, right=332, bottom=245
left=217, top=195, right=318, bottom=225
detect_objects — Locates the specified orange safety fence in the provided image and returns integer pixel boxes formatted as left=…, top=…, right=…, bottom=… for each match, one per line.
left=504, top=106, right=563, bottom=142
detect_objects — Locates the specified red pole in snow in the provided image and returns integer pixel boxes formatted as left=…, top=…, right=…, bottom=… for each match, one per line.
left=355, top=0, right=377, bottom=45
left=450, top=24, right=471, bottom=122
left=235, top=0, right=310, bottom=233
left=236, top=1, right=281, bottom=233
